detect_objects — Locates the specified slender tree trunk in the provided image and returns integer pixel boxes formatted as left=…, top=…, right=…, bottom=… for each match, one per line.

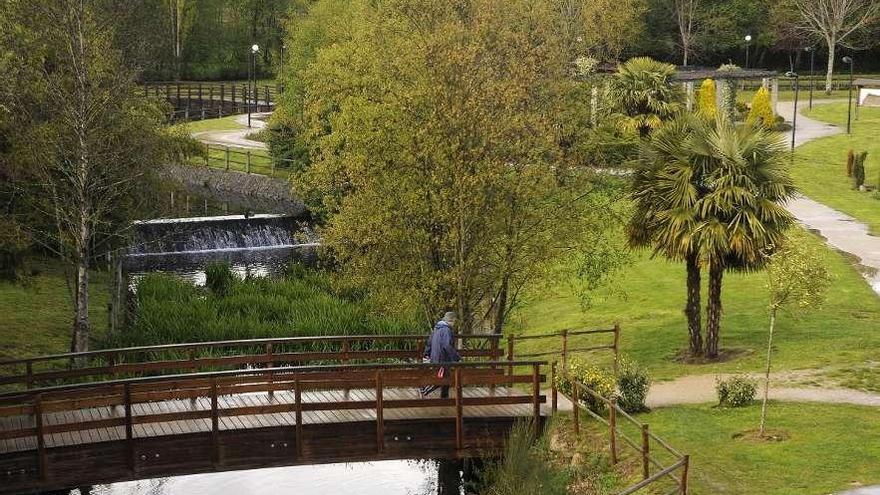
left=759, top=307, right=776, bottom=437
left=685, top=251, right=702, bottom=356
left=493, top=276, right=509, bottom=334
left=706, top=263, right=723, bottom=359
left=825, top=39, right=836, bottom=95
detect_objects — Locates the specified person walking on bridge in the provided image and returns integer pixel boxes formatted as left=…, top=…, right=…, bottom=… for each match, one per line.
left=421, top=311, right=460, bottom=398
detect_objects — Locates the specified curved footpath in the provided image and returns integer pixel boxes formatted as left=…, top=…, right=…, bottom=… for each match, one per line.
left=777, top=100, right=880, bottom=294
left=192, top=112, right=271, bottom=150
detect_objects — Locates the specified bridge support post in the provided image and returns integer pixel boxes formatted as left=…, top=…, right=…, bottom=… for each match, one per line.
left=609, top=398, right=618, bottom=465
left=124, top=384, right=134, bottom=473
left=34, top=394, right=46, bottom=481
left=641, top=424, right=650, bottom=480
left=376, top=371, right=384, bottom=453
left=210, top=378, right=219, bottom=467
left=454, top=368, right=463, bottom=451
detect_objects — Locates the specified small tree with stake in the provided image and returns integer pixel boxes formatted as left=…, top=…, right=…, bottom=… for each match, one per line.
left=760, top=229, right=832, bottom=437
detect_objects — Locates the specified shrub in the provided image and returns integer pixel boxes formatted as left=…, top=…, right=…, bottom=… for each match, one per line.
left=479, top=421, right=568, bottom=495
left=853, top=151, right=868, bottom=189
left=616, top=357, right=651, bottom=413
left=205, top=262, right=236, bottom=297
left=717, top=64, right=740, bottom=120
left=556, top=359, right=616, bottom=414
left=716, top=375, right=756, bottom=407
left=747, top=87, right=775, bottom=129
left=697, top=79, right=717, bottom=119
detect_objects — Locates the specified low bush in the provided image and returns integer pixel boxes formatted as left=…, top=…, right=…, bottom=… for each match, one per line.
left=478, top=421, right=569, bottom=495
left=205, top=262, right=236, bottom=296
left=616, top=357, right=651, bottom=413
left=716, top=375, right=757, bottom=407
left=556, top=359, right=617, bottom=414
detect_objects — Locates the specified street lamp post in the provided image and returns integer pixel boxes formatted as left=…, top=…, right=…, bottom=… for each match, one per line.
left=805, top=46, right=816, bottom=110
left=786, top=71, right=800, bottom=151
left=248, top=43, right=259, bottom=128
left=842, top=56, right=854, bottom=134
left=744, top=35, right=752, bottom=68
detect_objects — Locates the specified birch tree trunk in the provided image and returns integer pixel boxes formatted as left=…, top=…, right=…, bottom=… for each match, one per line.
left=759, top=307, right=776, bottom=437
left=825, top=38, right=836, bottom=95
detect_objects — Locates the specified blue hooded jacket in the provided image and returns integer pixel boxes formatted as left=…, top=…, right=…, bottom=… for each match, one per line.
left=425, top=320, right=460, bottom=364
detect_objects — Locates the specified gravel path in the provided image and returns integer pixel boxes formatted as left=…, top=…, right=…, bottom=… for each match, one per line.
left=192, top=112, right=271, bottom=150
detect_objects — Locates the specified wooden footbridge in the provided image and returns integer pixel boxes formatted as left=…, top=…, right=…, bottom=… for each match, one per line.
left=0, top=334, right=549, bottom=493
left=0, top=328, right=690, bottom=494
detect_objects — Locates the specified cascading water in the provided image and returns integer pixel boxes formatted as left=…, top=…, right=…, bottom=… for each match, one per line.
left=124, top=213, right=318, bottom=284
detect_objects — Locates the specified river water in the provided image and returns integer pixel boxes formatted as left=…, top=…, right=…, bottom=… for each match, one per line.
left=71, top=459, right=475, bottom=495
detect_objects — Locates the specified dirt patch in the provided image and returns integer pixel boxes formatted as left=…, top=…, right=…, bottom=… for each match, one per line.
left=671, top=347, right=753, bottom=365
left=732, top=428, right=790, bottom=443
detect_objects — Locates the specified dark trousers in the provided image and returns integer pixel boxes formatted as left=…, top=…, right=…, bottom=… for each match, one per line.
left=440, top=386, right=449, bottom=399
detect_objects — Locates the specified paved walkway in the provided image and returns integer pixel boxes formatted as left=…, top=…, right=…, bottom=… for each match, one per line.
left=836, top=487, right=880, bottom=495
left=777, top=99, right=880, bottom=295
left=192, top=112, right=271, bottom=150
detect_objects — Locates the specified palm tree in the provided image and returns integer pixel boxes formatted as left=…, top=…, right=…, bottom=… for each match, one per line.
left=628, top=117, right=707, bottom=356
left=612, top=57, right=684, bottom=138
left=689, top=116, right=797, bottom=359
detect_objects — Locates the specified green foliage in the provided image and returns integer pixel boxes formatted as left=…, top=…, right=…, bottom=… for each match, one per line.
left=697, top=79, right=717, bottom=119
left=616, top=357, right=651, bottom=413
left=611, top=57, right=683, bottom=137
left=747, top=87, right=775, bottom=128
left=716, top=374, right=756, bottom=407
left=115, top=266, right=417, bottom=347
left=556, top=359, right=616, bottom=414
left=205, top=262, right=236, bottom=297
left=853, top=151, right=868, bottom=188
left=479, top=422, right=569, bottom=495
left=766, top=229, right=833, bottom=313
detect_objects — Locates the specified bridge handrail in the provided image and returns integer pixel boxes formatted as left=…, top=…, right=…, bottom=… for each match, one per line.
left=0, top=359, right=538, bottom=401
left=0, top=333, right=502, bottom=366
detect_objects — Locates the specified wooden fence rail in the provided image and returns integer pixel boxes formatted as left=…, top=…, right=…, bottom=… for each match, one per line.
left=0, top=334, right=503, bottom=391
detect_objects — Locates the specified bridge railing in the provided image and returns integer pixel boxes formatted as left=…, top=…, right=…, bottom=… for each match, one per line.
left=0, top=360, right=547, bottom=480
left=142, top=81, right=278, bottom=106
left=0, top=334, right=503, bottom=391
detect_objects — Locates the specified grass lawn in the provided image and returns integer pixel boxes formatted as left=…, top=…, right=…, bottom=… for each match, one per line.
left=510, top=229, right=880, bottom=381
left=628, top=402, right=880, bottom=494
left=791, top=103, right=880, bottom=234
left=179, top=115, right=246, bottom=133
left=0, top=257, right=109, bottom=360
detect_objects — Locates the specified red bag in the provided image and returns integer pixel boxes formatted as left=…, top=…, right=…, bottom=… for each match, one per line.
left=436, top=367, right=445, bottom=379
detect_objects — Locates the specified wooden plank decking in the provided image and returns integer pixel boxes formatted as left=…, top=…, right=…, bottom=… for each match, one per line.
left=0, top=386, right=537, bottom=454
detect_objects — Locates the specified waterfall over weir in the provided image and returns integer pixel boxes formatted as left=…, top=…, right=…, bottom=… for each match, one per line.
left=124, top=213, right=318, bottom=284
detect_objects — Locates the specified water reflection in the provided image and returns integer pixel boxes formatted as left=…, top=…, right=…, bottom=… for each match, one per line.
left=78, top=459, right=473, bottom=495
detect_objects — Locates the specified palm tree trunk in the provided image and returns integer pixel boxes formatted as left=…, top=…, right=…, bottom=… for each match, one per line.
left=759, top=307, right=776, bottom=437
left=706, top=262, right=723, bottom=359
left=685, top=251, right=702, bottom=356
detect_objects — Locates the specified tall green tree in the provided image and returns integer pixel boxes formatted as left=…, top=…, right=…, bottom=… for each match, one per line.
left=1, top=0, right=183, bottom=353
left=296, top=0, right=619, bottom=331
left=689, top=117, right=796, bottom=359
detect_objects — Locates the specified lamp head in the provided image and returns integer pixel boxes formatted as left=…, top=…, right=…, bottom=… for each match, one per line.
left=842, top=56, right=853, bottom=64
left=804, top=46, right=813, bottom=52
left=744, top=35, right=752, bottom=42
left=785, top=71, right=798, bottom=78
left=251, top=44, right=260, bottom=53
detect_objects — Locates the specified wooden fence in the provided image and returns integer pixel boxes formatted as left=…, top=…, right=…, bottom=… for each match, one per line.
left=141, top=81, right=278, bottom=122
left=199, top=143, right=296, bottom=176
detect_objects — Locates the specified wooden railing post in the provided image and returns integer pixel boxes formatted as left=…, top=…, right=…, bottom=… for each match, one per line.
left=294, top=377, right=303, bottom=457
left=211, top=378, right=219, bottom=466
left=376, top=370, right=384, bottom=453
left=246, top=151, right=251, bottom=174
left=550, top=361, right=558, bottom=414
left=506, top=335, right=514, bottom=376
left=613, top=323, right=621, bottom=377
left=176, top=82, right=181, bottom=102
left=225, top=146, right=230, bottom=171
left=124, top=383, right=134, bottom=473
left=531, top=363, right=540, bottom=426
left=25, top=361, right=33, bottom=389
left=267, top=343, right=275, bottom=399
left=641, top=424, right=650, bottom=480
left=205, top=143, right=210, bottom=167
left=561, top=328, right=569, bottom=369
left=220, top=84, right=225, bottom=104
left=34, top=394, right=46, bottom=480
left=454, top=367, right=463, bottom=450
left=609, top=398, right=618, bottom=465
left=680, top=455, right=690, bottom=494
left=572, top=379, right=580, bottom=435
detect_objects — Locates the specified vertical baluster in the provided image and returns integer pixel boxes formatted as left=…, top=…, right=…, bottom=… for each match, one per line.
left=641, top=424, right=650, bottom=480
left=454, top=367, right=463, bottom=450
left=375, top=371, right=384, bottom=453
left=211, top=378, right=219, bottom=466
left=295, top=377, right=303, bottom=457
left=25, top=362, right=33, bottom=389
left=34, top=394, right=46, bottom=480
left=267, top=343, right=275, bottom=399
left=609, top=397, right=618, bottom=465
left=124, top=383, right=134, bottom=473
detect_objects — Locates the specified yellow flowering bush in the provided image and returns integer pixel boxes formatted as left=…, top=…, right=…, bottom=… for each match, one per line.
left=555, top=358, right=617, bottom=414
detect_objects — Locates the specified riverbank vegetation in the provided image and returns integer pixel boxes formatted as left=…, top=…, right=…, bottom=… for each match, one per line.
left=114, top=263, right=417, bottom=347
